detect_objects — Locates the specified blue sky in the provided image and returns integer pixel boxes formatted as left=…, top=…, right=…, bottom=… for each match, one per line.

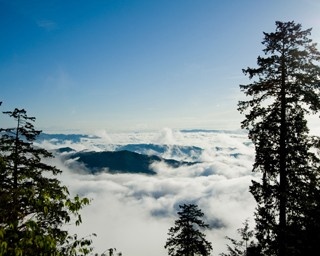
left=1, top=0, right=320, bottom=132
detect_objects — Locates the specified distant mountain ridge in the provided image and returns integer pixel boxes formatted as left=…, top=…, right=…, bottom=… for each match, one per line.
left=180, top=129, right=245, bottom=134
left=37, top=129, right=244, bottom=144
left=117, top=144, right=203, bottom=161
left=63, top=150, right=196, bottom=175
left=37, top=133, right=98, bottom=143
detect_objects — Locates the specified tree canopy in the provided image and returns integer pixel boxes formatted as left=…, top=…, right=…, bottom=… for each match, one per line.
left=0, top=108, right=94, bottom=255
left=165, top=204, right=213, bottom=256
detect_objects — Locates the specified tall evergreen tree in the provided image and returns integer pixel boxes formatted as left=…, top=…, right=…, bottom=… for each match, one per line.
left=164, top=204, right=213, bottom=256
left=0, top=108, right=94, bottom=255
left=238, top=21, right=320, bottom=256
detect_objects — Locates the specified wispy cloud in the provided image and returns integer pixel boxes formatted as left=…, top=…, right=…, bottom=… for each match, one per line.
left=37, top=19, right=58, bottom=31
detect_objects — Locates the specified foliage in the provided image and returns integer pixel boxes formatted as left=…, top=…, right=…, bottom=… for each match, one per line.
left=165, top=204, right=213, bottom=256
left=97, top=247, right=122, bottom=256
left=220, top=219, right=260, bottom=256
left=0, top=108, right=94, bottom=255
left=238, top=21, right=320, bottom=256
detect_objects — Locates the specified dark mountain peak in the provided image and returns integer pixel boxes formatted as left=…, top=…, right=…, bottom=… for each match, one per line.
left=69, top=150, right=195, bottom=175
left=117, top=143, right=203, bottom=161
left=56, top=147, right=75, bottom=153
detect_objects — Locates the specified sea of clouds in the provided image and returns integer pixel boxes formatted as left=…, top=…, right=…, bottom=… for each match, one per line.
left=38, top=128, right=259, bottom=256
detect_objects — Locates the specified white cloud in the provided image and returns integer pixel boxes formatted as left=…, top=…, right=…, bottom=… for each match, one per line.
left=42, top=130, right=256, bottom=256
left=155, top=128, right=184, bottom=145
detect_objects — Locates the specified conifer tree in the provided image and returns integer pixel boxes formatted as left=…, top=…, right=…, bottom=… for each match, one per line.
left=238, top=21, right=320, bottom=256
left=220, top=219, right=259, bottom=256
left=165, top=204, right=213, bottom=256
left=0, top=108, right=94, bottom=255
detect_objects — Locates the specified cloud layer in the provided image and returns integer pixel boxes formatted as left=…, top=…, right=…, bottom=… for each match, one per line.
left=40, top=129, right=257, bottom=256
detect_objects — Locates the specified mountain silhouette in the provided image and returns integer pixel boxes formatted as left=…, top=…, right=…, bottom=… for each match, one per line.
left=117, top=144, right=203, bottom=161
left=70, top=150, right=194, bottom=175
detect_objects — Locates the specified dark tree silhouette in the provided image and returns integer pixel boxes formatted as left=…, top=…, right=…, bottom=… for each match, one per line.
left=220, top=219, right=260, bottom=256
left=0, top=108, right=94, bottom=255
left=238, top=21, right=320, bottom=256
left=165, top=204, right=213, bottom=256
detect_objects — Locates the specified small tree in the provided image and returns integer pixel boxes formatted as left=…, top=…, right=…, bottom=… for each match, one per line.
left=0, top=108, right=94, bottom=255
left=220, top=219, right=260, bottom=256
left=165, top=204, right=213, bottom=256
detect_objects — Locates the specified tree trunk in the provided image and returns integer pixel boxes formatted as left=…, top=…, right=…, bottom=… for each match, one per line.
left=279, top=51, right=287, bottom=256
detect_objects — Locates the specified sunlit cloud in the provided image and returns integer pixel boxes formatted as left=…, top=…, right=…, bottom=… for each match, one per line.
left=39, top=129, right=256, bottom=256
